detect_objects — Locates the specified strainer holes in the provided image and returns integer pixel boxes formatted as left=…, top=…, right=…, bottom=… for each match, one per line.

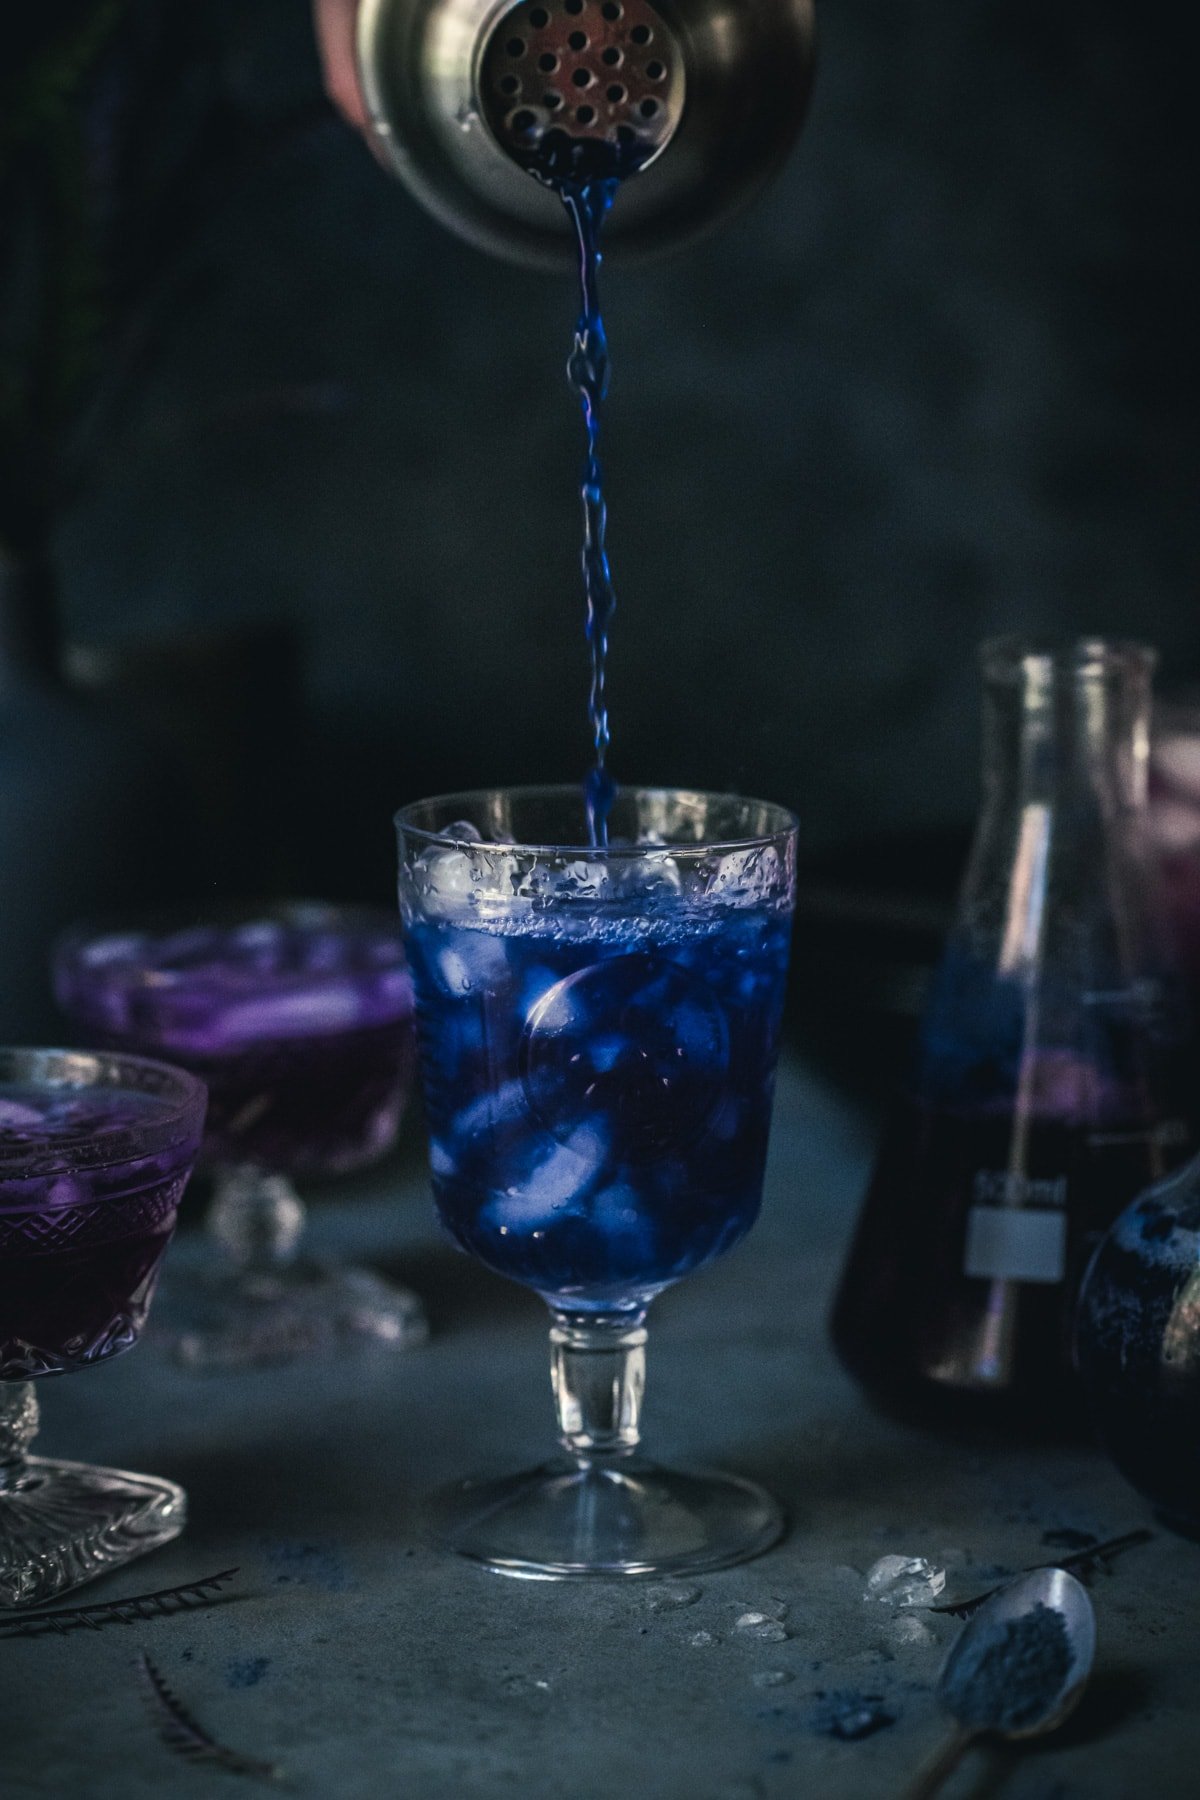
left=601, top=45, right=622, bottom=65
left=606, top=83, right=625, bottom=102
left=538, top=50, right=558, bottom=70
left=576, top=103, right=596, bottom=124
left=630, top=22, right=651, bottom=42
left=616, top=123, right=636, bottom=144
left=543, top=89, right=563, bottom=108
left=564, top=0, right=584, bottom=13
left=571, top=66, right=593, bottom=86
left=638, top=96, right=658, bottom=117
left=505, top=36, right=526, bottom=56
left=645, top=59, right=665, bottom=79
left=511, top=108, right=539, bottom=133
left=529, top=5, right=550, bottom=22
left=567, top=28, right=588, bottom=48
left=499, top=73, right=521, bottom=94
left=601, top=1, right=622, bottom=16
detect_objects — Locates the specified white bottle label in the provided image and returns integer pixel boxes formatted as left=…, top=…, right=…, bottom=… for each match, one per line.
left=964, top=1201, right=1067, bottom=1284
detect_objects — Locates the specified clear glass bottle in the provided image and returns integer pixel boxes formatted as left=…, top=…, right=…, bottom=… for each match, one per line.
left=832, top=638, right=1194, bottom=1425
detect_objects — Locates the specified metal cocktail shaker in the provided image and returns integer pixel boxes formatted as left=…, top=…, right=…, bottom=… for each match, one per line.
left=357, top=0, right=816, bottom=265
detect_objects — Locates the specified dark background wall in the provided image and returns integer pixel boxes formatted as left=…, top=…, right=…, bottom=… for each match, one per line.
left=50, top=0, right=1200, bottom=906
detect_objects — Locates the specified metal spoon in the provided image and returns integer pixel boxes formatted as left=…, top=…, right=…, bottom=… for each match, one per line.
left=901, top=1567, right=1096, bottom=1800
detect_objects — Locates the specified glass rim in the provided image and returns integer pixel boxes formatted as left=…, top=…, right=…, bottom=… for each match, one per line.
left=0, top=1047, right=207, bottom=1177
left=980, top=635, right=1157, bottom=684
left=394, top=784, right=800, bottom=859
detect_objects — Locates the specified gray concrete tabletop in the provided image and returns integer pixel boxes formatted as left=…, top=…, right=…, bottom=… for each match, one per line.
left=3, top=1055, right=1197, bottom=1799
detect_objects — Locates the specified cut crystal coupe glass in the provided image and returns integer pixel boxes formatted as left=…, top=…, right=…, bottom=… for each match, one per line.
left=0, top=1047, right=205, bottom=1607
left=53, top=903, right=427, bottom=1369
left=396, top=786, right=797, bottom=1578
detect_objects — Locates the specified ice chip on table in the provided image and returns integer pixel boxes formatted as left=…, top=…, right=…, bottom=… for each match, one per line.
left=484, top=1124, right=608, bottom=1232
left=434, top=929, right=512, bottom=997
left=885, top=1614, right=937, bottom=1649
left=646, top=1582, right=701, bottom=1612
left=734, top=1613, right=788, bottom=1642
left=735, top=1597, right=787, bottom=1622
left=752, top=1670, right=793, bottom=1689
left=864, top=1554, right=946, bottom=1608
left=500, top=1673, right=551, bottom=1695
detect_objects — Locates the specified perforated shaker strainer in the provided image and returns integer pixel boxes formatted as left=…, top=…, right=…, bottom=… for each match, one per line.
left=358, top=0, right=816, bottom=266
left=477, top=0, right=682, bottom=178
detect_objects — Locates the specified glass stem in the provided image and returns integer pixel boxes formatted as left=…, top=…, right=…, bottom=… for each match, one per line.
left=550, top=1313, right=647, bottom=1468
left=0, top=1383, right=38, bottom=1494
left=206, top=1165, right=306, bottom=1272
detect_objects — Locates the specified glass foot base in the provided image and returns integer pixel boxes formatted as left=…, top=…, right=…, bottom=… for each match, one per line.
left=426, top=1459, right=785, bottom=1580
left=0, top=1457, right=185, bottom=1608
left=165, top=1260, right=429, bottom=1371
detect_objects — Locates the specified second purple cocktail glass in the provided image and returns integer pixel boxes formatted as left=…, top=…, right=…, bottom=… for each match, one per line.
left=54, top=904, right=427, bottom=1368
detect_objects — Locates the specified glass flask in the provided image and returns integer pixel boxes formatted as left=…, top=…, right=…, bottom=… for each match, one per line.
left=831, top=638, right=1194, bottom=1425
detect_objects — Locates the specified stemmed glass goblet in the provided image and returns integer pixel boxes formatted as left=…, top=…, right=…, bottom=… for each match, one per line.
left=53, top=903, right=427, bottom=1369
left=0, top=1047, right=205, bottom=1606
left=396, top=786, right=797, bottom=1578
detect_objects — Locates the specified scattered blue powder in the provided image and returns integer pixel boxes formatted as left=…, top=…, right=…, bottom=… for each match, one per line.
left=811, top=1689, right=897, bottom=1741
left=942, top=1602, right=1071, bottom=1732
left=227, top=1656, right=270, bottom=1689
left=262, top=1538, right=350, bottom=1592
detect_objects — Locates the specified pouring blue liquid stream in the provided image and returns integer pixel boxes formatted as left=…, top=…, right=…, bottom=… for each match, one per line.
left=520, top=122, right=653, bottom=847
left=562, top=178, right=620, bottom=847
left=512, top=115, right=659, bottom=844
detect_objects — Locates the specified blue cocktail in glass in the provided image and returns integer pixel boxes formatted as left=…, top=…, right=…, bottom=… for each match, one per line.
left=396, top=785, right=797, bottom=1577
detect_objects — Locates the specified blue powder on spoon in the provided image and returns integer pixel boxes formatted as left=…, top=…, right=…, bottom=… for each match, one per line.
left=942, top=1601, right=1073, bottom=1732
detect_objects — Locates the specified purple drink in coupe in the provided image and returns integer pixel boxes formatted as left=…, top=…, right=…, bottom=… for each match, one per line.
left=0, top=1078, right=202, bottom=1379
left=406, top=900, right=791, bottom=1312
left=55, top=909, right=414, bottom=1175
